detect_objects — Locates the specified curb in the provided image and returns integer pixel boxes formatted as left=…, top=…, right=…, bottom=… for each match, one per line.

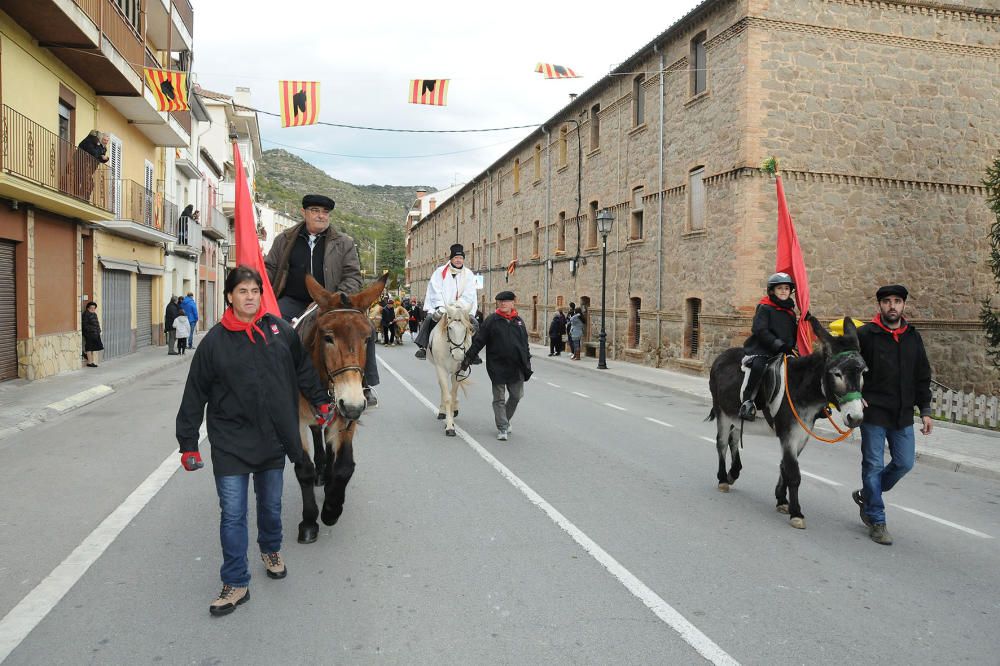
left=916, top=450, right=1000, bottom=482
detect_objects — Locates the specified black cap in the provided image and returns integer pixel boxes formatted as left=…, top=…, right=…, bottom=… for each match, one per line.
left=302, top=194, right=335, bottom=210
left=449, top=243, right=465, bottom=259
left=875, top=284, right=909, bottom=301
left=495, top=290, right=515, bottom=301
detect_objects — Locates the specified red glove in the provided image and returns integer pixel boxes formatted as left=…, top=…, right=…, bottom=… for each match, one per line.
left=180, top=451, right=203, bottom=471
left=315, top=403, right=336, bottom=427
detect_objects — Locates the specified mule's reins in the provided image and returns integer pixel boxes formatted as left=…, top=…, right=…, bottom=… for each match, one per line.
left=783, top=353, right=856, bottom=444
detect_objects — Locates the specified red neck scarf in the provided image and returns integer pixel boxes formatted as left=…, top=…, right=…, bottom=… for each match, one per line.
left=871, top=313, right=908, bottom=343
left=496, top=308, right=519, bottom=321
left=759, top=296, right=795, bottom=318
left=221, top=307, right=267, bottom=344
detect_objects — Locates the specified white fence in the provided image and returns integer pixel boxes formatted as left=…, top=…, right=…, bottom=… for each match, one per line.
left=931, top=387, right=1000, bottom=429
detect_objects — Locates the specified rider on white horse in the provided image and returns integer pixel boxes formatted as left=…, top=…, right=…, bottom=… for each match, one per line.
left=414, top=243, right=481, bottom=364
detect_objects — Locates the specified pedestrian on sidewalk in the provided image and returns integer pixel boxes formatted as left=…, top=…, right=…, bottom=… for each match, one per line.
left=853, top=284, right=933, bottom=546
left=181, top=292, right=199, bottom=349
left=81, top=301, right=103, bottom=367
left=173, top=310, right=191, bottom=354
left=165, top=296, right=180, bottom=355
left=568, top=309, right=585, bottom=360
left=175, top=265, right=334, bottom=617
left=548, top=309, right=566, bottom=356
left=461, top=290, right=532, bottom=441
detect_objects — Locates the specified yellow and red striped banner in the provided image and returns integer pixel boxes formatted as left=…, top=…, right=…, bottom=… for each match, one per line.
left=279, top=81, right=320, bottom=128
left=534, top=63, right=580, bottom=79
left=408, top=79, right=449, bottom=106
left=144, top=68, right=189, bottom=111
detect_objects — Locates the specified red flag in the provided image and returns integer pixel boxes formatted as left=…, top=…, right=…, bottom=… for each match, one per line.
left=774, top=175, right=813, bottom=354
left=233, top=141, right=281, bottom=319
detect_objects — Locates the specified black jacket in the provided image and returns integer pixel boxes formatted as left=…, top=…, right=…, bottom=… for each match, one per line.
left=466, top=312, right=533, bottom=385
left=857, top=318, right=933, bottom=430
left=743, top=299, right=798, bottom=356
left=549, top=314, right=566, bottom=338
left=165, top=302, right=179, bottom=330
left=81, top=310, right=101, bottom=344
left=175, top=313, right=328, bottom=475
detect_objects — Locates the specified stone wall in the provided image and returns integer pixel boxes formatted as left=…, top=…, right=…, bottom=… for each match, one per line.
left=17, top=331, right=82, bottom=380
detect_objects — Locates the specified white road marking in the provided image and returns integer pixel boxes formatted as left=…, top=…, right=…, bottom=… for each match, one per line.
left=380, top=359, right=738, bottom=666
left=604, top=402, right=627, bottom=411
left=546, top=382, right=561, bottom=388
left=889, top=503, right=994, bottom=539
left=800, top=471, right=843, bottom=487
left=646, top=417, right=675, bottom=428
left=45, top=385, right=113, bottom=413
left=571, top=391, right=590, bottom=398
left=699, top=436, right=716, bottom=443
left=0, top=425, right=207, bottom=662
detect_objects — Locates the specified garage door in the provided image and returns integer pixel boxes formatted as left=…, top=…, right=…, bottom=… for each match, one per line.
left=101, top=269, right=132, bottom=359
left=0, top=241, right=17, bottom=381
left=136, top=275, right=152, bottom=348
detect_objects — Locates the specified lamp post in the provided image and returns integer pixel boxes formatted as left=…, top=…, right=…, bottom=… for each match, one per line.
left=596, top=208, right=614, bottom=369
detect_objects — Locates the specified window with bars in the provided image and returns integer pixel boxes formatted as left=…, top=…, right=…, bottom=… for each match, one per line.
left=629, top=297, right=641, bottom=348
left=686, top=297, right=702, bottom=357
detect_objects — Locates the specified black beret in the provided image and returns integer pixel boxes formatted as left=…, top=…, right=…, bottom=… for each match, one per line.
left=875, top=284, right=909, bottom=301
left=495, top=290, right=515, bottom=301
left=302, top=194, right=335, bottom=210
left=449, top=243, right=465, bottom=259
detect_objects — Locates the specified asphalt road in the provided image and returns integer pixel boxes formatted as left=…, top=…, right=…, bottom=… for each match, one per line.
left=1, top=341, right=998, bottom=665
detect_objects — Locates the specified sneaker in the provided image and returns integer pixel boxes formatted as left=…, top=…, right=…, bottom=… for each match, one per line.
left=869, top=523, right=893, bottom=546
left=738, top=400, right=756, bottom=420
left=209, top=584, right=249, bottom=616
left=852, top=489, right=872, bottom=527
left=496, top=429, right=508, bottom=441
left=415, top=348, right=426, bottom=359
left=261, top=552, right=287, bottom=579
left=364, top=387, right=379, bottom=408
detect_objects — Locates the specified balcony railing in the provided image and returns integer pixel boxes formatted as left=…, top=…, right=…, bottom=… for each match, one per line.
left=177, top=214, right=202, bottom=250
left=74, top=0, right=145, bottom=77
left=110, top=179, right=177, bottom=237
left=1, top=105, right=113, bottom=213
left=203, top=206, right=228, bottom=240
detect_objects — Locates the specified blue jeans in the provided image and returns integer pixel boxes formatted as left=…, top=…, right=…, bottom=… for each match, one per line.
left=188, top=329, right=196, bottom=348
left=859, top=423, right=915, bottom=524
left=215, top=468, right=284, bottom=587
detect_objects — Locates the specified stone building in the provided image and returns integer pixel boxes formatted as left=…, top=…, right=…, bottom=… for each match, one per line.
left=407, top=0, right=1000, bottom=393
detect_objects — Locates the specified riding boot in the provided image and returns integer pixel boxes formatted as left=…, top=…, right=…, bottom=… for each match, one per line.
left=739, top=357, right=766, bottom=420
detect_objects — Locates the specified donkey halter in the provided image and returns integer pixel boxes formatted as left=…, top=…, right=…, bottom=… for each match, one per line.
left=317, top=307, right=366, bottom=397
left=443, top=314, right=473, bottom=382
left=783, top=350, right=862, bottom=444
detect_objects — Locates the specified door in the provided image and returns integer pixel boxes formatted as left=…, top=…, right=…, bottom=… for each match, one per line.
left=135, top=275, right=152, bottom=348
left=101, top=269, right=132, bottom=359
left=0, top=241, right=17, bottom=381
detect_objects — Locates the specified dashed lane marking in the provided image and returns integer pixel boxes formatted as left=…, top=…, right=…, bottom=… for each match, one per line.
left=572, top=391, right=590, bottom=398
left=604, top=402, right=627, bottom=411
left=379, top=358, right=739, bottom=666
left=699, top=436, right=716, bottom=443
left=645, top=417, right=675, bottom=428
left=800, top=471, right=843, bottom=487
left=889, top=503, right=993, bottom=539
left=546, top=382, right=561, bottom=388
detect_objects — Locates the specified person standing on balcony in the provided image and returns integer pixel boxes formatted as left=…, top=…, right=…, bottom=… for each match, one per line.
left=77, top=130, right=109, bottom=199
left=265, top=194, right=381, bottom=407
left=181, top=292, right=199, bottom=350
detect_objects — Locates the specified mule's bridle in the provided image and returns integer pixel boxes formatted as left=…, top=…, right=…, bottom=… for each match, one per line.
left=783, top=351, right=862, bottom=444
left=315, top=307, right=368, bottom=412
left=443, top=315, right=473, bottom=381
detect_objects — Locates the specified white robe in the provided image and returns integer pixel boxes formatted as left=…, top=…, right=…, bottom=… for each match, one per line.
left=423, top=262, right=478, bottom=316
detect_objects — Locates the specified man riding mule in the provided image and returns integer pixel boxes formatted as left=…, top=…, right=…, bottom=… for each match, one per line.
left=292, top=272, right=388, bottom=545
left=414, top=243, right=481, bottom=365
left=709, top=314, right=866, bottom=529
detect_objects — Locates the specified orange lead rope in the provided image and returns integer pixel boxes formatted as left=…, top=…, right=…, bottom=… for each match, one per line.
left=783, top=355, right=854, bottom=444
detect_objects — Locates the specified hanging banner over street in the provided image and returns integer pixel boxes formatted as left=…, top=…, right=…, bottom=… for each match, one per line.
left=279, top=80, right=320, bottom=127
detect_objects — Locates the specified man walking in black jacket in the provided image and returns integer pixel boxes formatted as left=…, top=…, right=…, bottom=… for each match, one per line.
left=461, top=291, right=532, bottom=441
left=175, top=266, right=333, bottom=616
left=853, top=284, right=933, bottom=546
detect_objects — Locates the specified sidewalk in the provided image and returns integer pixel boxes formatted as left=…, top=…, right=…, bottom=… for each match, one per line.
left=529, top=342, right=1000, bottom=482
left=0, top=340, right=193, bottom=445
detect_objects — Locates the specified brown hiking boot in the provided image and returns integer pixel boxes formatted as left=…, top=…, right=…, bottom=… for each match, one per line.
left=869, top=523, right=893, bottom=546
left=261, top=551, right=287, bottom=579
left=852, top=489, right=872, bottom=527
left=209, top=584, right=249, bottom=616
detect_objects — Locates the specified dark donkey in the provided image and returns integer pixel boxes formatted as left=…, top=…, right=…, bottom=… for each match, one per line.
left=293, top=272, right=387, bottom=544
left=707, top=316, right=867, bottom=529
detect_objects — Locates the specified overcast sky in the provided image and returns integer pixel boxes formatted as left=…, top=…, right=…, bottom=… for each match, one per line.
left=194, top=0, right=702, bottom=190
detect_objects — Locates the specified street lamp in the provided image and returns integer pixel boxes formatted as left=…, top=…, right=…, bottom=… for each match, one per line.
left=596, top=208, right=614, bottom=369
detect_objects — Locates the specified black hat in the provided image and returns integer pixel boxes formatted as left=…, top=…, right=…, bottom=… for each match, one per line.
left=302, top=194, right=335, bottom=210
left=495, top=290, right=515, bottom=301
left=449, top=243, right=465, bottom=259
left=875, top=284, right=909, bottom=301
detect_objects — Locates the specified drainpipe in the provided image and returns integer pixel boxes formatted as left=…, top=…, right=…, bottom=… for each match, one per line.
left=657, top=46, right=665, bottom=363
left=486, top=170, right=492, bottom=306
left=542, top=126, right=550, bottom=325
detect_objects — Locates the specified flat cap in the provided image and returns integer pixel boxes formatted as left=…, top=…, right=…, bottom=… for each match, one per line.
left=495, top=290, right=515, bottom=301
left=302, top=194, right=335, bottom=210
left=875, top=284, right=908, bottom=301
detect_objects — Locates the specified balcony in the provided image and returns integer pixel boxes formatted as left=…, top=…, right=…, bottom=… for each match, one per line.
left=95, top=179, right=177, bottom=243
left=202, top=206, right=229, bottom=240
left=174, top=147, right=200, bottom=179
left=173, top=214, right=202, bottom=258
left=0, top=105, right=114, bottom=221
left=146, top=0, right=194, bottom=52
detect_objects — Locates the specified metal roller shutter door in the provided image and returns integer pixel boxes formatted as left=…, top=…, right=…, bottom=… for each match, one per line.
left=0, top=241, right=17, bottom=381
left=135, top=275, right=152, bottom=348
left=101, top=270, right=132, bottom=359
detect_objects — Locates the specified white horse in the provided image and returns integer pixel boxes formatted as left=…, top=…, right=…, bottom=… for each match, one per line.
left=428, top=302, right=474, bottom=436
